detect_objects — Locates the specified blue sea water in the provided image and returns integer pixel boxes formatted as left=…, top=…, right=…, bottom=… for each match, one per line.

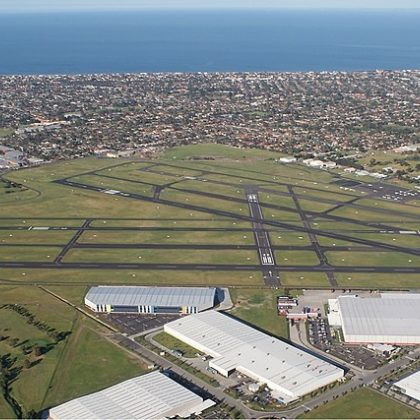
left=0, top=9, right=419, bottom=75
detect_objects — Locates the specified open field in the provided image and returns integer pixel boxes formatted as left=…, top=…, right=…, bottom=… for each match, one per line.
left=154, top=332, right=202, bottom=358
left=281, top=272, right=330, bottom=287
left=0, top=285, right=148, bottom=417
left=275, top=251, right=320, bottom=266
left=44, top=317, right=147, bottom=409
left=64, top=248, right=260, bottom=265
left=0, top=128, right=14, bottom=137
left=0, top=268, right=264, bottom=287
left=326, top=251, right=420, bottom=267
left=0, top=394, right=15, bottom=419
left=229, top=289, right=289, bottom=339
left=0, top=246, right=62, bottom=262
left=0, top=179, right=39, bottom=203
left=78, top=229, right=256, bottom=245
left=299, top=388, right=420, bottom=419
left=336, top=273, right=420, bottom=289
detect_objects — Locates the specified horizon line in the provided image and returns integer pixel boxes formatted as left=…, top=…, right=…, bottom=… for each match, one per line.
left=1, top=6, right=420, bottom=13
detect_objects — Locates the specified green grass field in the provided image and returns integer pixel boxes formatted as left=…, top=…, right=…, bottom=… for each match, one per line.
left=154, top=332, right=202, bottom=358
left=64, top=248, right=259, bottom=265
left=275, top=251, right=320, bottom=266
left=0, top=128, right=14, bottom=137
left=0, top=394, right=16, bottom=419
left=0, top=268, right=264, bottom=287
left=0, top=285, right=148, bottom=416
left=281, top=272, right=330, bottom=287
left=326, top=251, right=420, bottom=267
left=229, top=288, right=289, bottom=339
left=0, top=246, right=62, bottom=262
left=336, top=273, right=420, bottom=289
left=299, top=388, right=420, bottom=419
left=44, top=317, right=147, bottom=409
left=78, top=229, right=256, bottom=245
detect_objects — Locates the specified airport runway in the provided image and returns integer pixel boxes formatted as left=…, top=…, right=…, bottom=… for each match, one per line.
left=0, top=243, right=412, bottom=253
left=288, top=185, right=338, bottom=288
left=54, top=218, right=92, bottom=264
left=94, top=171, right=413, bottom=233
left=2, top=160, right=418, bottom=287
left=245, top=187, right=279, bottom=287
left=0, top=261, right=419, bottom=274
left=54, top=178, right=420, bottom=257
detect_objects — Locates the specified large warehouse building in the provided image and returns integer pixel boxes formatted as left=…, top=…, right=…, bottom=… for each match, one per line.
left=329, top=293, right=420, bottom=345
left=85, top=286, right=216, bottom=315
left=394, top=370, right=420, bottom=403
left=164, top=310, right=344, bottom=404
left=49, top=371, right=215, bottom=419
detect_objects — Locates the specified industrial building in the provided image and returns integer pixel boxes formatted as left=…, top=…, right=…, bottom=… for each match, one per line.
left=85, top=286, right=216, bottom=315
left=328, top=293, right=420, bottom=345
left=393, top=371, right=420, bottom=403
left=164, top=310, right=344, bottom=404
left=49, top=370, right=215, bottom=419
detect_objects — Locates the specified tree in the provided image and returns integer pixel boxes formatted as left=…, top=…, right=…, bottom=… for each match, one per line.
left=8, top=338, right=19, bottom=348
left=23, top=359, right=31, bottom=370
left=32, top=345, right=42, bottom=357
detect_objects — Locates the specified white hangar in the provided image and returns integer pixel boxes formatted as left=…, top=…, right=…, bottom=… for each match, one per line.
left=164, top=310, right=344, bottom=404
left=49, top=370, right=215, bottom=419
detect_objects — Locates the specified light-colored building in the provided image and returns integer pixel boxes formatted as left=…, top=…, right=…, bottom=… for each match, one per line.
left=330, top=294, right=420, bottom=345
left=49, top=370, right=215, bottom=419
left=164, top=310, right=344, bottom=404
left=279, top=157, right=297, bottom=163
left=394, top=370, right=420, bottom=402
left=85, top=286, right=216, bottom=315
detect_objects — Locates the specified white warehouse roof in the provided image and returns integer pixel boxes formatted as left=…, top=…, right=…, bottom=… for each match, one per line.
left=164, top=310, right=344, bottom=403
left=85, top=286, right=216, bottom=311
left=49, top=370, right=215, bottom=419
left=394, top=370, right=420, bottom=403
left=338, top=293, right=420, bottom=344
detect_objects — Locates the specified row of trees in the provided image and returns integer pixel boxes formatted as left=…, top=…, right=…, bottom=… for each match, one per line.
left=1, top=304, right=70, bottom=343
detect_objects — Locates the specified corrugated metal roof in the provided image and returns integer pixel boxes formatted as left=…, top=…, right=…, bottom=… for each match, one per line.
left=395, top=370, right=420, bottom=403
left=49, top=371, right=210, bottom=419
left=338, top=294, right=420, bottom=340
left=85, top=286, right=216, bottom=312
left=165, top=310, right=344, bottom=402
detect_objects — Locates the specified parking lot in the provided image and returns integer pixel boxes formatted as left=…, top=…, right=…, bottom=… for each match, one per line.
left=101, top=313, right=181, bottom=335
left=308, top=318, right=387, bottom=370
left=332, top=179, right=419, bottom=203
left=355, top=182, right=419, bottom=202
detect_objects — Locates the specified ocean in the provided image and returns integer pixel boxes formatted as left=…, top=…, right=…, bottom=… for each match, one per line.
left=0, top=9, right=419, bottom=75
